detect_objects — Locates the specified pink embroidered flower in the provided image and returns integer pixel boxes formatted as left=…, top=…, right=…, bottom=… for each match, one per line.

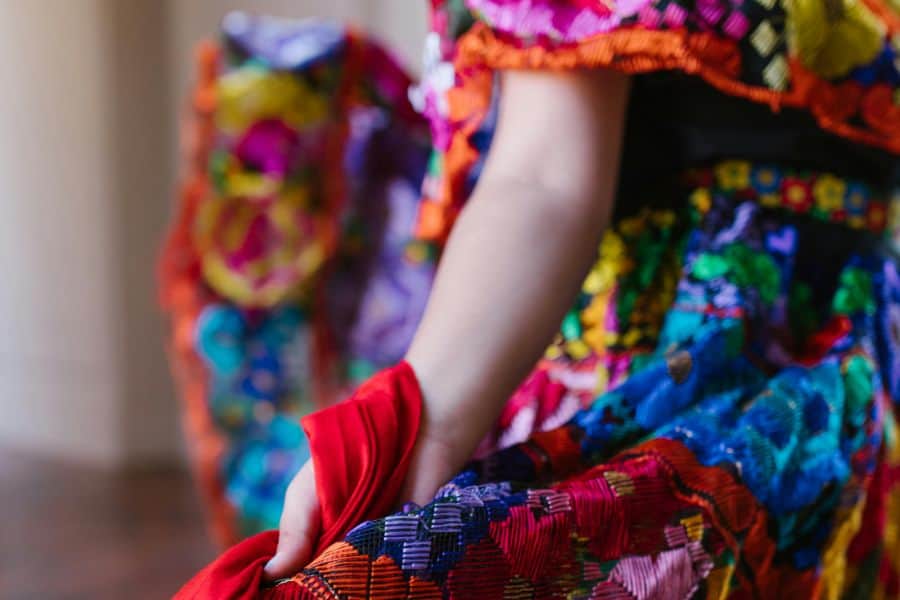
left=234, top=119, right=300, bottom=178
left=467, top=0, right=652, bottom=43
left=598, top=540, right=714, bottom=599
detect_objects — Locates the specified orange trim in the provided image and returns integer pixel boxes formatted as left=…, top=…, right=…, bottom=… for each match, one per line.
left=417, top=22, right=900, bottom=242
left=458, top=24, right=900, bottom=150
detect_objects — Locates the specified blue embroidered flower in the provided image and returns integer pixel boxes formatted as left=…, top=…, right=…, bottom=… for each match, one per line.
left=751, top=165, right=781, bottom=195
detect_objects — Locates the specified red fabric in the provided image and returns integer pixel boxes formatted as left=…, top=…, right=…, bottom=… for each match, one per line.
left=303, top=360, right=423, bottom=555
left=173, top=530, right=279, bottom=600
left=174, top=361, right=423, bottom=599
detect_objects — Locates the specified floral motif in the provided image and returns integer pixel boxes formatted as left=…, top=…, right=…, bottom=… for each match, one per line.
left=216, top=68, right=330, bottom=134
left=194, top=186, right=331, bottom=307
left=866, top=199, right=888, bottom=229
left=715, top=160, right=752, bottom=190
left=687, top=162, right=888, bottom=233
left=416, top=0, right=900, bottom=243
left=752, top=166, right=782, bottom=193
left=233, top=119, right=301, bottom=179
left=785, top=0, right=885, bottom=79
left=782, top=176, right=814, bottom=212
left=813, top=173, right=847, bottom=214
left=161, top=14, right=436, bottom=540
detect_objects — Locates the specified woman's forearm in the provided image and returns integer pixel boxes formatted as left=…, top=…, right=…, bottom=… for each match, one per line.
left=403, top=69, right=630, bottom=502
left=266, top=69, right=629, bottom=579
left=405, top=178, right=614, bottom=453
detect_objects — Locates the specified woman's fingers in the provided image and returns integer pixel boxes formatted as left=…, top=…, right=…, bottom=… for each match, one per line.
left=263, top=460, right=321, bottom=581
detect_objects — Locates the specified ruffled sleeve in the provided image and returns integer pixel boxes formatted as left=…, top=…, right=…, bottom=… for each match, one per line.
left=415, top=0, right=900, bottom=242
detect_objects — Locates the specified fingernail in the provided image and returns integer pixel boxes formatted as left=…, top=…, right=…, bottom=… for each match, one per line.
left=263, top=556, right=280, bottom=578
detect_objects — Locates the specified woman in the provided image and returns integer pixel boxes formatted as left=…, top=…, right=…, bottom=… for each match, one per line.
left=179, top=0, right=900, bottom=597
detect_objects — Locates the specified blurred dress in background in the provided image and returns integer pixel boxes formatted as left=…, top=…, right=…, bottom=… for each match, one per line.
left=159, top=14, right=437, bottom=541
left=161, top=14, right=602, bottom=544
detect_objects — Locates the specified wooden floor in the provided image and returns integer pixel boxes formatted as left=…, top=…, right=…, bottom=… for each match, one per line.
left=0, top=449, right=217, bottom=600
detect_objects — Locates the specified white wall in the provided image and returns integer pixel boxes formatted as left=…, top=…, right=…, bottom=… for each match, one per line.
left=0, top=0, right=123, bottom=464
left=0, top=0, right=426, bottom=468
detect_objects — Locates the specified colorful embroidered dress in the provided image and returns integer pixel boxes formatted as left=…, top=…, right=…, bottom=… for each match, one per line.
left=168, top=1, right=900, bottom=598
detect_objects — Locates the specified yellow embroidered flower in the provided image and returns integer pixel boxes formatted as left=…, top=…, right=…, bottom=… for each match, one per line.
left=714, top=161, right=751, bottom=190
left=594, top=364, right=610, bottom=395
left=583, top=326, right=608, bottom=355
left=195, top=185, right=329, bottom=307
left=760, top=193, right=781, bottom=207
left=225, top=170, right=281, bottom=199
left=565, top=339, right=592, bottom=360
left=544, top=344, right=563, bottom=360
left=888, top=196, right=900, bottom=245
left=690, top=188, right=712, bottom=213
left=217, top=67, right=329, bottom=133
left=582, top=294, right=613, bottom=355
left=600, top=230, right=626, bottom=259
left=622, top=328, right=643, bottom=348
left=785, top=0, right=885, bottom=79
left=848, top=215, right=866, bottom=228
left=651, top=210, right=676, bottom=228
left=583, top=232, right=626, bottom=295
left=813, top=174, right=847, bottom=212
left=581, top=294, right=609, bottom=328
left=618, top=216, right=645, bottom=238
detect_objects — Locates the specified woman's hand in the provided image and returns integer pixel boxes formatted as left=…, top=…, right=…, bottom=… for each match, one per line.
left=263, top=413, right=465, bottom=581
left=264, top=67, right=629, bottom=581
left=263, top=460, right=320, bottom=579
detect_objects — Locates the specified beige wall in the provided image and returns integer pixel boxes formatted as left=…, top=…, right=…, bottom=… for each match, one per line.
left=0, top=0, right=125, bottom=465
left=0, top=0, right=426, bottom=467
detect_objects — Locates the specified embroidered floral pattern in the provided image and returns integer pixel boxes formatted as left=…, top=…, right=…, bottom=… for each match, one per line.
left=164, top=7, right=900, bottom=597
left=415, top=0, right=900, bottom=243
left=689, top=160, right=889, bottom=231
left=273, top=162, right=900, bottom=598
left=468, top=0, right=652, bottom=42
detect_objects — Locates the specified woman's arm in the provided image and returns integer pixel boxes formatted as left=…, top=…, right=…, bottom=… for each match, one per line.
left=265, top=68, right=630, bottom=579
left=402, top=68, right=629, bottom=502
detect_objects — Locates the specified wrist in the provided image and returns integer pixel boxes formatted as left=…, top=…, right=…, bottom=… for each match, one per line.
left=403, top=354, right=489, bottom=468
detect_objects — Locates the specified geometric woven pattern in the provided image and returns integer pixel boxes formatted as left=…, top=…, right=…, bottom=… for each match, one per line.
left=279, top=166, right=900, bottom=598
